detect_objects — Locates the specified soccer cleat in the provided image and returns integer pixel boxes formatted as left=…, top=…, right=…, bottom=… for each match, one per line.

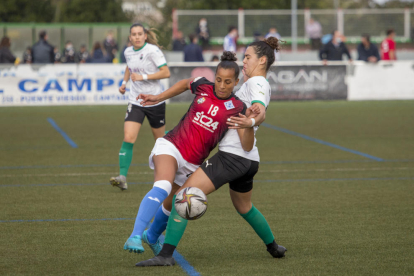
left=267, top=242, right=287, bottom=258
left=135, top=256, right=175, bottom=267
left=110, top=175, right=127, bottom=191
left=124, top=235, right=145, bottom=253
left=142, top=230, right=164, bottom=256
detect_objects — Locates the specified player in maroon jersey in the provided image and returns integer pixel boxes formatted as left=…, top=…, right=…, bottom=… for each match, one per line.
left=122, top=52, right=257, bottom=256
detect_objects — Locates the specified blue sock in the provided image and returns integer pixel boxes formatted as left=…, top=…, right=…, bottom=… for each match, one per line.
left=129, top=187, right=168, bottom=239
left=146, top=205, right=170, bottom=244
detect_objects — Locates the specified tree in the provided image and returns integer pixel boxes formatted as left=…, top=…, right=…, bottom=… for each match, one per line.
left=60, top=0, right=130, bottom=23
left=0, top=0, right=54, bottom=22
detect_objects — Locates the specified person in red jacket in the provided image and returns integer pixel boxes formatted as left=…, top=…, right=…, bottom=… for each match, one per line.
left=381, top=29, right=396, bottom=60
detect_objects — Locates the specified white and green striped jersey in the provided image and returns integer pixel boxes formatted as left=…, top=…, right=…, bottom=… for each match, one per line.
left=124, top=43, right=167, bottom=107
left=219, top=76, right=271, bottom=162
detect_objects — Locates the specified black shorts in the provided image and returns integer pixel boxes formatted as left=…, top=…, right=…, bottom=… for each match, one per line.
left=201, top=151, right=259, bottom=193
left=124, top=102, right=166, bottom=129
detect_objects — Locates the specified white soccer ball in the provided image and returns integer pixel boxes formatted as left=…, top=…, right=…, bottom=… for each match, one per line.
left=174, top=187, right=208, bottom=220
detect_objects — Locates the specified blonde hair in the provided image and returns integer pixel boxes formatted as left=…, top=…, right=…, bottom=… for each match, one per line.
left=130, top=23, right=161, bottom=49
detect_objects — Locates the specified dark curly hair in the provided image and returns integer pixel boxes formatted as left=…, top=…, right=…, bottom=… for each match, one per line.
left=216, top=51, right=239, bottom=80
left=248, top=36, right=281, bottom=71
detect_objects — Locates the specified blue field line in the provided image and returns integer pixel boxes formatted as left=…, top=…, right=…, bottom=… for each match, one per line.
left=173, top=251, right=201, bottom=276
left=47, top=118, right=78, bottom=148
left=2, top=176, right=413, bottom=188
left=262, top=122, right=384, bottom=161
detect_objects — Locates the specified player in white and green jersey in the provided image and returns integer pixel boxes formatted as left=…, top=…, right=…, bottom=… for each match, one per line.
left=110, top=23, right=170, bottom=191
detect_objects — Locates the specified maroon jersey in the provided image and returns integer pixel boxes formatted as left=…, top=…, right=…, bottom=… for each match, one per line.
left=165, top=77, right=246, bottom=165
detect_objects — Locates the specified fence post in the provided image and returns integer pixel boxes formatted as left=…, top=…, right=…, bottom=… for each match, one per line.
left=60, top=27, right=65, bottom=52
left=117, top=26, right=122, bottom=61
left=291, top=0, right=298, bottom=52
left=337, top=9, right=344, bottom=35
left=304, top=8, right=311, bottom=39
left=238, top=8, right=245, bottom=39
left=88, top=26, right=93, bottom=51
left=404, top=8, right=410, bottom=39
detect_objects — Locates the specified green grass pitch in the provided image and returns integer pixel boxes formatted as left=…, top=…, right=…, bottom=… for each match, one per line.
left=0, top=100, right=413, bottom=275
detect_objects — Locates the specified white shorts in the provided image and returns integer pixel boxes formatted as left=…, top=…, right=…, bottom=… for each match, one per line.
left=149, top=138, right=199, bottom=186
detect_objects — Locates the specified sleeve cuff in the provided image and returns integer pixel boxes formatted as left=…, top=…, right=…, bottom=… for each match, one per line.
left=251, top=100, right=266, bottom=107
left=157, top=63, right=167, bottom=68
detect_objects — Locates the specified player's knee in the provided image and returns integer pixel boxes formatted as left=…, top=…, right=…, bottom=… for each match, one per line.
left=233, top=201, right=252, bottom=215
left=123, top=135, right=136, bottom=143
left=153, top=180, right=172, bottom=195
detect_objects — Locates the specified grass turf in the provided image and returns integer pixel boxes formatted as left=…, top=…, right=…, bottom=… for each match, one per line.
left=0, top=100, right=413, bottom=275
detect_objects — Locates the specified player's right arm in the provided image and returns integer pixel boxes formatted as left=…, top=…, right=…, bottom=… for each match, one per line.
left=138, top=77, right=194, bottom=106
left=119, top=65, right=130, bottom=94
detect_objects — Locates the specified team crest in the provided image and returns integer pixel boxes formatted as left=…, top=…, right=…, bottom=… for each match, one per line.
left=224, top=100, right=235, bottom=110
left=140, top=54, right=143, bottom=60
left=128, top=103, right=132, bottom=112
left=197, top=97, right=205, bottom=104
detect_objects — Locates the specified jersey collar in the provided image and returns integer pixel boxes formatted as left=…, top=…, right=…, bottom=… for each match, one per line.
left=133, top=42, right=147, bottom=52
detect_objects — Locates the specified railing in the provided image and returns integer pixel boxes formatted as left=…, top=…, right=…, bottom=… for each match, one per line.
left=173, top=8, right=414, bottom=45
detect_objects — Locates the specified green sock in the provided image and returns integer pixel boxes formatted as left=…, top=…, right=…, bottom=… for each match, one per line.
left=164, top=195, right=188, bottom=247
left=239, top=205, right=275, bottom=245
left=119, top=141, right=134, bottom=177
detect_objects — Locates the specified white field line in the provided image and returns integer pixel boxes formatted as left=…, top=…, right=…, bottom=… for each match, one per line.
left=0, top=167, right=412, bottom=178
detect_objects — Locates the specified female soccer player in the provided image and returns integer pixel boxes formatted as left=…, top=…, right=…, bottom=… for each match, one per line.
left=110, top=23, right=170, bottom=191
left=136, top=37, right=286, bottom=267
left=123, top=52, right=257, bottom=255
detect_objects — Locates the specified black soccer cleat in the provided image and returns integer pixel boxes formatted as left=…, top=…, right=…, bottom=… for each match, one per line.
left=135, top=256, right=176, bottom=267
left=267, top=241, right=287, bottom=258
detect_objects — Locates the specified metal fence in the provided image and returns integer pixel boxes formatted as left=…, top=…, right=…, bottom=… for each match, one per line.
left=174, top=8, right=414, bottom=45
left=0, top=23, right=131, bottom=58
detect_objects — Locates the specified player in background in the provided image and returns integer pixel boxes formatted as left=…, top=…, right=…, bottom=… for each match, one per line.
left=381, top=29, right=396, bottom=61
left=136, top=37, right=286, bottom=267
left=110, top=23, right=170, bottom=191
left=123, top=52, right=257, bottom=256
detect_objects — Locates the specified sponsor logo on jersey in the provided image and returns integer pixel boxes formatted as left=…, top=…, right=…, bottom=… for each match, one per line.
left=257, top=83, right=263, bottom=88
left=197, top=97, right=205, bottom=104
left=193, top=111, right=219, bottom=132
left=224, top=100, right=235, bottom=110
left=201, top=93, right=208, bottom=96
left=128, top=103, right=132, bottom=112
left=259, top=91, right=265, bottom=95
left=140, top=54, right=143, bottom=60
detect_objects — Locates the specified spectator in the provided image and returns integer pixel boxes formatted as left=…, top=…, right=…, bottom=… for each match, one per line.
left=210, top=55, right=219, bottom=62
left=53, top=47, right=62, bottom=63
left=32, top=31, right=54, bottom=63
left=61, top=41, right=76, bottom=63
left=319, top=30, right=352, bottom=65
left=223, top=26, right=238, bottom=52
left=265, top=27, right=282, bottom=61
left=306, top=18, right=322, bottom=50
left=172, top=31, right=186, bottom=52
left=357, top=34, right=380, bottom=63
left=253, top=31, right=263, bottom=42
left=381, top=29, right=396, bottom=60
left=103, top=30, right=118, bottom=62
left=77, top=44, right=90, bottom=63
left=183, top=34, right=204, bottom=62
left=22, top=47, right=32, bottom=64
left=87, top=41, right=110, bottom=63
left=196, top=18, right=210, bottom=49
left=0, top=36, right=16, bottom=64
left=120, top=39, right=132, bottom=63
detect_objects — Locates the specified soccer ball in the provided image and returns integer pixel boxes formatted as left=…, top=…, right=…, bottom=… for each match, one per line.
left=174, top=187, right=208, bottom=220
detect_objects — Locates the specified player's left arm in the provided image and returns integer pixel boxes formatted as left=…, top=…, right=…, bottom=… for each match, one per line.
left=131, top=65, right=170, bottom=81
left=237, top=124, right=255, bottom=152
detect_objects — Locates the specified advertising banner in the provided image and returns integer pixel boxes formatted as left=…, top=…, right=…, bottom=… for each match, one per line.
left=168, top=65, right=348, bottom=102
left=0, top=64, right=129, bottom=106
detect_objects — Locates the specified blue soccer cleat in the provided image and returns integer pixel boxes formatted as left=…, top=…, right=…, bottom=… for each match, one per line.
left=142, top=230, right=164, bottom=256
left=124, top=235, right=145, bottom=253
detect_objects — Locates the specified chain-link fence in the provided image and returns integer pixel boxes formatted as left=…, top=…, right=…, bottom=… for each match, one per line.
left=174, top=8, right=414, bottom=44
